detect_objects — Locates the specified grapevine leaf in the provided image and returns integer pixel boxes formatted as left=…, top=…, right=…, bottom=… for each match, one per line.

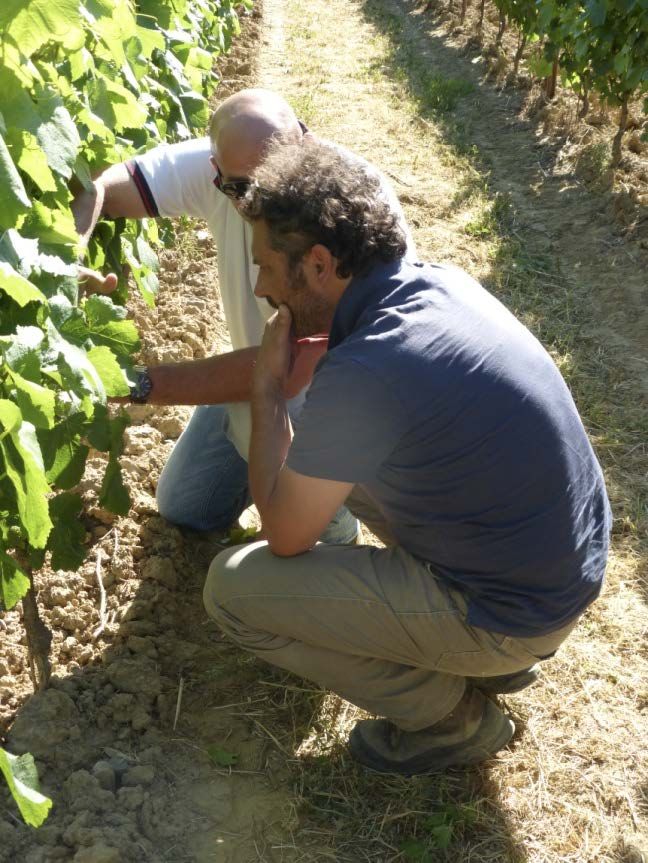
left=51, top=295, right=82, bottom=331
left=587, top=0, right=607, bottom=27
left=32, top=88, right=81, bottom=181
left=37, top=273, right=78, bottom=305
left=0, top=748, right=52, bottom=828
left=86, top=403, right=112, bottom=451
left=46, top=319, right=105, bottom=400
left=8, top=130, right=57, bottom=193
left=0, top=326, right=44, bottom=381
left=99, top=455, right=130, bottom=515
left=87, top=75, right=148, bottom=132
left=0, top=410, right=52, bottom=549
left=83, top=295, right=129, bottom=325
left=73, top=155, right=94, bottom=192
left=0, top=550, right=31, bottom=610
left=0, top=262, right=46, bottom=308
left=68, top=46, right=94, bottom=83
left=83, top=296, right=140, bottom=358
left=135, top=235, right=159, bottom=272
left=0, top=230, right=40, bottom=278
left=38, top=254, right=78, bottom=278
left=93, top=1, right=137, bottom=69
left=38, top=417, right=89, bottom=489
left=121, top=237, right=158, bottom=307
left=135, top=24, right=166, bottom=57
left=1, top=0, right=85, bottom=58
left=22, top=201, right=79, bottom=247
left=179, top=91, right=209, bottom=129
left=48, top=493, right=86, bottom=570
left=87, top=346, right=130, bottom=397
left=8, top=370, right=56, bottom=429
left=0, top=399, right=22, bottom=437
left=0, top=132, right=31, bottom=230
left=97, top=411, right=130, bottom=515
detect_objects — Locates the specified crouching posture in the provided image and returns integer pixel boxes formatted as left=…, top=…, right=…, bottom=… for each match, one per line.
left=203, top=138, right=611, bottom=775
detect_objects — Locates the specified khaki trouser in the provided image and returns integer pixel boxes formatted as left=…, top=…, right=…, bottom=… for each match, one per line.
left=203, top=490, right=579, bottom=731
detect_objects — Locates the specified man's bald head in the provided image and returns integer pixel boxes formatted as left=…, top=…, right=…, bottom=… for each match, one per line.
left=209, top=89, right=302, bottom=178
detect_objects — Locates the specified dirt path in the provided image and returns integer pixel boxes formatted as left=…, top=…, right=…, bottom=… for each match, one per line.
left=2, top=0, right=647, bottom=862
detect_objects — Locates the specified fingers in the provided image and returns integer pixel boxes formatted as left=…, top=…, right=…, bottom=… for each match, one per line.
left=103, top=272, right=118, bottom=293
left=78, top=267, right=119, bottom=295
left=276, top=304, right=292, bottom=327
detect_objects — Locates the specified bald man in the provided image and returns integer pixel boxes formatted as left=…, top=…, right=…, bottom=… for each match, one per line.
left=73, top=89, right=415, bottom=540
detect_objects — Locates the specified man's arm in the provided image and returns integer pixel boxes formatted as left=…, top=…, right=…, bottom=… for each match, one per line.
left=126, top=334, right=328, bottom=406
left=72, top=163, right=150, bottom=245
left=72, top=163, right=151, bottom=294
left=144, top=348, right=257, bottom=405
left=249, top=306, right=352, bottom=556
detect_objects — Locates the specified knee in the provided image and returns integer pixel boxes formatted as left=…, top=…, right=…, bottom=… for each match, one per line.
left=202, top=542, right=267, bottom=622
left=155, top=468, right=180, bottom=524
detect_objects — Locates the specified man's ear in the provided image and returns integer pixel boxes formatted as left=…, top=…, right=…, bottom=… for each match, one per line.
left=307, top=244, right=335, bottom=283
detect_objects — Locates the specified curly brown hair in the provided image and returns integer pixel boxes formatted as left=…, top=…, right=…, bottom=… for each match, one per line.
left=240, top=138, right=407, bottom=278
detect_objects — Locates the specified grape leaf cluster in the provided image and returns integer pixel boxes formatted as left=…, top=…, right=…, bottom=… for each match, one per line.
left=0, top=0, right=250, bottom=611
left=0, top=0, right=251, bottom=828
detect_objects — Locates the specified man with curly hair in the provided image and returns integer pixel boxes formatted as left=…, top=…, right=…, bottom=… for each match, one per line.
left=72, top=88, right=414, bottom=544
left=203, top=138, right=611, bottom=775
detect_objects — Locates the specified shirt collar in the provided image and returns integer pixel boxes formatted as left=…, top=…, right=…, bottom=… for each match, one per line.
left=329, top=258, right=406, bottom=349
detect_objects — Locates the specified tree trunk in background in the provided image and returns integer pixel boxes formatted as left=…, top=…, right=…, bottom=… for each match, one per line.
left=496, top=11, right=506, bottom=46
left=513, top=32, right=527, bottom=76
left=545, top=55, right=559, bottom=100
left=612, top=96, right=629, bottom=167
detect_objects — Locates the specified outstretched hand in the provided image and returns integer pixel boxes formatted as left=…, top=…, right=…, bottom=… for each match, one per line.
left=78, top=266, right=118, bottom=295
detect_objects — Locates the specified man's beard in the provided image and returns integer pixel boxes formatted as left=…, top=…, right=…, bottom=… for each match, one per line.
left=286, top=266, right=333, bottom=338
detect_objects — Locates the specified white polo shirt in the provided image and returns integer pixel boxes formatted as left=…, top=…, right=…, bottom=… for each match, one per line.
left=130, top=136, right=416, bottom=457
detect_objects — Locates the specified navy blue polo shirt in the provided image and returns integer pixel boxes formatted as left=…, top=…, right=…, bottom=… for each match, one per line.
left=286, top=259, right=611, bottom=637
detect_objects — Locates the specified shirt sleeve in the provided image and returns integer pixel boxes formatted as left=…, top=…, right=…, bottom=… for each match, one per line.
left=286, top=356, right=405, bottom=483
left=128, top=137, right=218, bottom=221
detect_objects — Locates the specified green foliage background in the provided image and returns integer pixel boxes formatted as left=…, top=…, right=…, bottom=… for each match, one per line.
left=0, top=0, right=250, bottom=825
left=482, top=0, right=647, bottom=114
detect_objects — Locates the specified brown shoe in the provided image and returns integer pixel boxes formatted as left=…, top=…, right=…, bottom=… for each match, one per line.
left=348, top=687, right=514, bottom=775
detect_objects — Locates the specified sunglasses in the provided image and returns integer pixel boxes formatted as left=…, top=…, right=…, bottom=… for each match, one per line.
left=213, top=162, right=251, bottom=200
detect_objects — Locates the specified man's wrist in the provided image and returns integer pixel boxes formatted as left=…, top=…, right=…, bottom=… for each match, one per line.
left=129, top=366, right=154, bottom=404
left=252, top=368, right=285, bottom=400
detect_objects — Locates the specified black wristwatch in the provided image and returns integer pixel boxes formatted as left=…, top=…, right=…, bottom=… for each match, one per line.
left=129, top=366, right=154, bottom=404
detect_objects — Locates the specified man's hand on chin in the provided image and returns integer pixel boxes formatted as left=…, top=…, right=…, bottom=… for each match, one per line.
left=253, top=304, right=295, bottom=395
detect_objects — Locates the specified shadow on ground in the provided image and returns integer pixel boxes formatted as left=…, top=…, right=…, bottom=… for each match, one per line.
left=2, top=515, right=529, bottom=862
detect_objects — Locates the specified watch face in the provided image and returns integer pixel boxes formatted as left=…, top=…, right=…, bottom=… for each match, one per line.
left=131, top=369, right=153, bottom=403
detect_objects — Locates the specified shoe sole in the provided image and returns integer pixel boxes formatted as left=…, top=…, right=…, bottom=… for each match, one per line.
left=348, top=700, right=515, bottom=776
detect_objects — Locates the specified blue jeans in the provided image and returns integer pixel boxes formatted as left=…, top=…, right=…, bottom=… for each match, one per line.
left=156, top=405, right=359, bottom=544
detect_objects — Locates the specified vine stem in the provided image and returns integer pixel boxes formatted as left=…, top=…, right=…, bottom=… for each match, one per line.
left=611, top=96, right=629, bottom=168
left=20, top=564, right=52, bottom=692
left=92, top=548, right=108, bottom=640
left=513, top=32, right=527, bottom=77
